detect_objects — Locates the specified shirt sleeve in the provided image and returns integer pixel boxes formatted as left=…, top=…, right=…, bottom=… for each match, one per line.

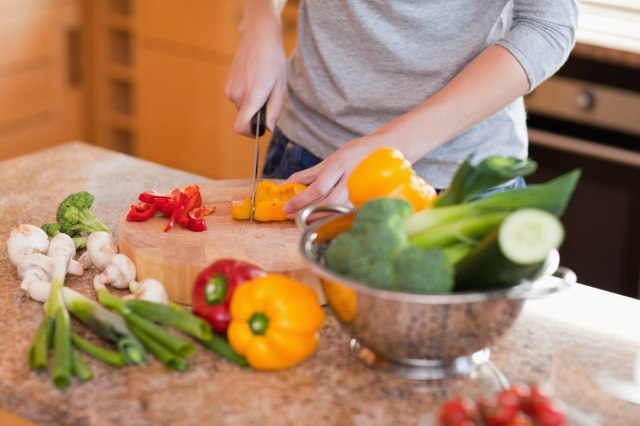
left=496, top=0, right=579, bottom=92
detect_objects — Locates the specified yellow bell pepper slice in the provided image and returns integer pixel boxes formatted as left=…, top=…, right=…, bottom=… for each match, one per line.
left=231, top=181, right=307, bottom=221
left=347, top=148, right=437, bottom=211
left=228, top=274, right=325, bottom=370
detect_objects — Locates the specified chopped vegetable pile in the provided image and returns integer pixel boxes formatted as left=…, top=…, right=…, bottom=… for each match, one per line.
left=231, top=181, right=306, bottom=221
left=325, top=152, right=581, bottom=293
left=126, top=184, right=216, bottom=232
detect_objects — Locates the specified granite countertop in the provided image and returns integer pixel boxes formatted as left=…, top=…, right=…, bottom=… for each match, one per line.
left=1, top=142, right=639, bottom=426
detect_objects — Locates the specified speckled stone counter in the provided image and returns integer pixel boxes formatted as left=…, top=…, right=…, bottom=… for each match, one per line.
left=1, top=143, right=639, bottom=426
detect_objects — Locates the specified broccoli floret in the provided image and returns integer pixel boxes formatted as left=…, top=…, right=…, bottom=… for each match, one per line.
left=325, top=198, right=412, bottom=289
left=324, top=197, right=456, bottom=293
left=56, top=191, right=111, bottom=236
left=41, top=222, right=87, bottom=250
left=41, top=222, right=61, bottom=238
left=350, top=198, right=413, bottom=233
left=393, top=247, right=454, bottom=294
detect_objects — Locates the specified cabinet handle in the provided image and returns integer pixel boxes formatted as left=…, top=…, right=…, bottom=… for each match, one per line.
left=67, top=27, right=82, bottom=87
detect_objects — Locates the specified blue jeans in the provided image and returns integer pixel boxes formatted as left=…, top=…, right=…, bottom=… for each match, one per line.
left=262, top=128, right=526, bottom=194
left=262, top=128, right=322, bottom=179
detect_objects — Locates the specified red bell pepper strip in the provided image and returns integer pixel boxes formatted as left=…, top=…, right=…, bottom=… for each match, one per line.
left=126, top=202, right=158, bottom=222
left=138, top=190, right=172, bottom=205
left=186, top=207, right=216, bottom=232
left=192, top=259, right=267, bottom=334
left=164, top=189, right=187, bottom=232
left=177, top=185, right=203, bottom=228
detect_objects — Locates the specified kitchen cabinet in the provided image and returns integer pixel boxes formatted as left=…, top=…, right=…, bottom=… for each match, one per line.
left=136, top=0, right=298, bottom=179
left=87, top=0, right=299, bottom=179
left=0, top=0, right=83, bottom=161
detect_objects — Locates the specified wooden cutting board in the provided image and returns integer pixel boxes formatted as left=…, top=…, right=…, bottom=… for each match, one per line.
left=117, top=179, right=321, bottom=305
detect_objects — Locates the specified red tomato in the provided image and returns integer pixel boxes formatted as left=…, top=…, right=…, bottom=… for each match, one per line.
left=507, top=412, right=533, bottom=426
left=527, top=402, right=566, bottom=426
left=478, top=397, right=519, bottom=426
left=437, top=397, right=477, bottom=426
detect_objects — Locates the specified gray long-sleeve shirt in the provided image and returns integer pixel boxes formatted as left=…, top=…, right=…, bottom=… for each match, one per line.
left=278, top=0, right=579, bottom=188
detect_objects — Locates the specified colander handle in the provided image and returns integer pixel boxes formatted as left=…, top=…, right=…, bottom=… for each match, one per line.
left=506, top=266, right=577, bottom=300
left=296, top=204, right=353, bottom=232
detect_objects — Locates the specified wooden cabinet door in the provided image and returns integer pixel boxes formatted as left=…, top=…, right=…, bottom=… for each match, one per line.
left=137, top=47, right=259, bottom=179
left=135, top=0, right=298, bottom=180
left=0, top=0, right=83, bottom=160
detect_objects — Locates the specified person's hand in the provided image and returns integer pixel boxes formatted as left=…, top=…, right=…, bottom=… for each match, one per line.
left=282, top=131, right=398, bottom=217
left=224, top=6, right=287, bottom=136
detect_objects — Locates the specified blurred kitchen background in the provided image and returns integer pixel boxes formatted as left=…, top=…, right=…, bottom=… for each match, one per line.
left=0, top=0, right=638, bottom=299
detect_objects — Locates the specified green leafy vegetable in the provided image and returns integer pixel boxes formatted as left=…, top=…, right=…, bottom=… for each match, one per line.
left=434, top=155, right=538, bottom=207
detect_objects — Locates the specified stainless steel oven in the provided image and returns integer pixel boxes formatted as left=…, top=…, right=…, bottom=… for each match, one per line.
left=524, top=55, right=640, bottom=298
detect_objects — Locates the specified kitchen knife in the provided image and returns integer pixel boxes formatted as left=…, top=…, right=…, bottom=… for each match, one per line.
left=250, top=104, right=267, bottom=222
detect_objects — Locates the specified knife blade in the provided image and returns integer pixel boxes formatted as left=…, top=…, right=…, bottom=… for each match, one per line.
left=250, top=104, right=267, bottom=222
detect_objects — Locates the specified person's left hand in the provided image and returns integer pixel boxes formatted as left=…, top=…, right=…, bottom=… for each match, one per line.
left=282, top=132, right=393, bottom=217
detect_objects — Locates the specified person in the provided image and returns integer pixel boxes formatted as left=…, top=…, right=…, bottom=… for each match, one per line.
left=225, top=0, right=579, bottom=216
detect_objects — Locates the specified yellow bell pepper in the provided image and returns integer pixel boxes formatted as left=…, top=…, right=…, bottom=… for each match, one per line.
left=347, top=148, right=437, bottom=211
left=227, top=274, right=325, bottom=370
left=231, top=181, right=307, bottom=221
left=321, top=280, right=357, bottom=323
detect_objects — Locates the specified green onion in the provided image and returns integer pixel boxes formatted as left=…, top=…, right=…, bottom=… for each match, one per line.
left=98, top=291, right=195, bottom=357
left=125, top=313, right=196, bottom=357
left=71, top=333, right=126, bottom=367
left=51, top=307, right=72, bottom=389
left=127, top=299, right=213, bottom=342
left=128, top=322, right=189, bottom=371
left=199, top=334, right=249, bottom=367
left=71, top=350, right=93, bottom=382
left=28, top=316, right=54, bottom=371
left=63, top=287, right=147, bottom=366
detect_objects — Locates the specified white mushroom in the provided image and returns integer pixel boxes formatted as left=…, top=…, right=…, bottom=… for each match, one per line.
left=79, top=231, right=118, bottom=271
left=20, top=276, right=51, bottom=303
left=7, top=224, right=49, bottom=266
left=93, top=253, right=136, bottom=291
left=17, top=253, right=54, bottom=281
left=67, top=260, right=84, bottom=276
left=17, top=253, right=53, bottom=303
left=47, top=233, right=76, bottom=278
left=125, top=278, right=169, bottom=305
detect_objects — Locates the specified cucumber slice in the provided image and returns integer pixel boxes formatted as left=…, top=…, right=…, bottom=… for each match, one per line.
left=498, top=209, right=564, bottom=265
left=454, top=209, right=565, bottom=291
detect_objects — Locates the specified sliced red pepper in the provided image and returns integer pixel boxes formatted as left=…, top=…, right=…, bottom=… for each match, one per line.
left=177, top=185, right=203, bottom=228
left=192, top=259, right=267, bottom=334
left=186, top=206, right=216, bottom=232
left=138, top=190, right=172, bottom=205
left=126, top=202, right=158, bottom=222
left=164, top=189, right=187, bottom=232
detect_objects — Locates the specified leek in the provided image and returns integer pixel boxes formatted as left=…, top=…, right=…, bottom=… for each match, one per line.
left=405, top=169, right=581, bottom=237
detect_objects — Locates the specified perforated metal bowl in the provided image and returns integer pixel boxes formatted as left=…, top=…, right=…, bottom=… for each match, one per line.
left=297, top=205, right=576, bottom=380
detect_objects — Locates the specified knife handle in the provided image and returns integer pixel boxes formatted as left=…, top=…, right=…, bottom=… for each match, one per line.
left=250, top=104, right=267, bottom=137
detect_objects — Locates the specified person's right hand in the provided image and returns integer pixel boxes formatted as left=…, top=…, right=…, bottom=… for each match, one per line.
left=224, top=4, right=287, bottom=136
